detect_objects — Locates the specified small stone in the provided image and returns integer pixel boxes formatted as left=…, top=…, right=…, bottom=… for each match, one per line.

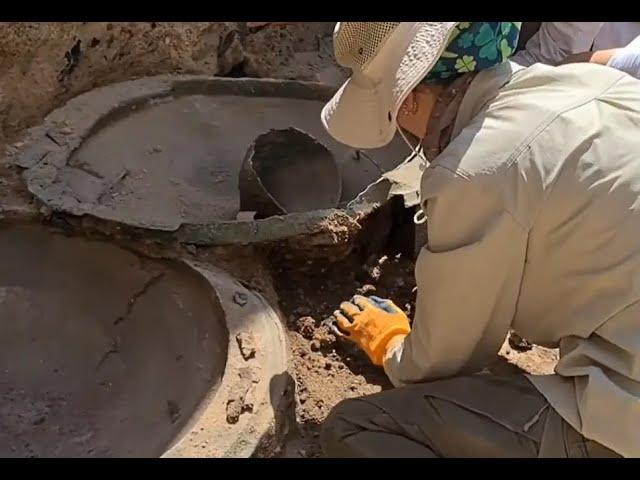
left=233, top=292, right=248, bottom=307
left=324, top=360, right=332, bottom=370
left=235, top=332, right=257, bottom=361
left=226, top=399, right=242, bottom=424
left=296, top=316, right=316, bottom=339
left=509, top=332, right=534, bottom=352
left=60, top=127, right=73, bottom=135
left=184, top=244, right=197, bottom=255
left=370, top=266, right=382, bottom=280
left=310, top=340, right=321, bottom=352
left=312, top=330, right=336, bottom=349
left=356, top=284, right=376, bottom=295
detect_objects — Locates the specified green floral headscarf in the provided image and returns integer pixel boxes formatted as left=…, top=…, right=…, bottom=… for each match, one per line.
left=424, top=22, right=522, bottom=83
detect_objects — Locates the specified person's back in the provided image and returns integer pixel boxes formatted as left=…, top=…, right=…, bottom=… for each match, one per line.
left=402, top=60, right=640, bottom=456
left=504, top=62, right=640, bottom=456
left=320, top=22, right=640, bottom=458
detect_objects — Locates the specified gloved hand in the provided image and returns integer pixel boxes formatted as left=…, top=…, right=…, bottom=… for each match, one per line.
left=334, top=295, right=411, bottom=366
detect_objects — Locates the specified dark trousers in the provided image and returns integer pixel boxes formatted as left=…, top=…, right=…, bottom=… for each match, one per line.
left=321, top=373, right=620, bottom=458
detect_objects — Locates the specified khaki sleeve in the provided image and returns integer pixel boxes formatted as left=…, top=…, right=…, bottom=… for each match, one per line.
left=384, top=165, right=529, bottom=386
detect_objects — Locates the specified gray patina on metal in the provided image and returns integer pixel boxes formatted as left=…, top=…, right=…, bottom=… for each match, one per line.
left=11, top=76, right=407, bottom=249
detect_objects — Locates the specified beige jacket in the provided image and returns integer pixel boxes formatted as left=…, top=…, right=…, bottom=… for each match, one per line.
left=384, top=60, right=640, bottom=457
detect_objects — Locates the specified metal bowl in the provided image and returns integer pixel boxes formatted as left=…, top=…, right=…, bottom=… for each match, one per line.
left=239, top=128, right=342, bottom=218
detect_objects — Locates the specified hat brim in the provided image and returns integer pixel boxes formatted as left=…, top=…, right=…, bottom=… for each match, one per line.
left=322, top=22, right=458, bottom=150
left=321, top=75, right=393, bottom=150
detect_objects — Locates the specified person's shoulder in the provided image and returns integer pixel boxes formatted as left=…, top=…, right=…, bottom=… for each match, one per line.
left=504, top=61, right=627, bottom=98
left=433, top=62, right=630, bottom=179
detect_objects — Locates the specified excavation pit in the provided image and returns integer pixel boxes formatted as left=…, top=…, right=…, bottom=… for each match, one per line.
left=13, top=75, right=408, bottom=249
left=0, top=224, right=288, bottom=458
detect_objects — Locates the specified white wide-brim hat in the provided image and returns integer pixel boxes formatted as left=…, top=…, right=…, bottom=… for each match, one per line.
left=321, top=22, right=459, bottom=149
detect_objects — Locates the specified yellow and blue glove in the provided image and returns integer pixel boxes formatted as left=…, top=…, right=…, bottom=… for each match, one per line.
left=333, top=295, right=411, bottom=366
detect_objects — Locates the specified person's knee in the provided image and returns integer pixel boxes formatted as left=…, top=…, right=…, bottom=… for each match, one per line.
left=321, top=397, right=370, bottom=457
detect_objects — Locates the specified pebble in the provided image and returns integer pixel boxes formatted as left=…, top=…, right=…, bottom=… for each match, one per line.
left=357, top=284, right=376, bottom=295
left=233, top=292, right=248, bottom=307
left=310, top=340, right=321, bottom=352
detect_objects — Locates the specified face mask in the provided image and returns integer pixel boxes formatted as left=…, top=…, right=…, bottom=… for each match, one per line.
left=424, top=22, right=522, bottom=84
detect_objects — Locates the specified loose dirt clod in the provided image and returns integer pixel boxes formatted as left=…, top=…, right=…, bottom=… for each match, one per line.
left=236, top=332, right=257, bottom=361
left=294, top=317, right=316, bottom=340
left=225, top=367, right=257, bottom=424
left=233, top=292, right=248, bottom=307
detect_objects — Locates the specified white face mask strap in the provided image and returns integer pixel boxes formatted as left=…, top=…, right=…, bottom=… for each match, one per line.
left=396, top=125, right=429, bottom=226
left=413, top=209, right=427, bottom=225
left=397, top=125, right=423, bottom=164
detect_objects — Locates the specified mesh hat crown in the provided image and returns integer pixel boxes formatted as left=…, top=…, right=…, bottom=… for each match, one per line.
left=322, top=22, right=459, bottom=149
left=333, top=22, right=402, bottom=71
